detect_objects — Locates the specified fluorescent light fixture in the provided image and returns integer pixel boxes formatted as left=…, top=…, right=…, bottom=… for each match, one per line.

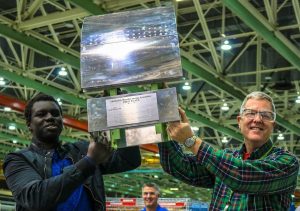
left=221, top=40, right=232, bottom=50
left=12, top=139, right=18, bottom=144
left=221, top=103, right=229, bottom=111
left=295, top=96, right=300, bottom=104
left=182, top=82, right=191, bottom=90
left=170, top=188, right=178, bottom=191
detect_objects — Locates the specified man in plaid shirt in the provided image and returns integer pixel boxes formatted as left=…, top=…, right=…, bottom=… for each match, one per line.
left=159, top=91, right=299, bottom=210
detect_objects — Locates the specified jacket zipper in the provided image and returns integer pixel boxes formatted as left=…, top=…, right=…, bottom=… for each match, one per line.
left=44, top=151, right=51, bottom=178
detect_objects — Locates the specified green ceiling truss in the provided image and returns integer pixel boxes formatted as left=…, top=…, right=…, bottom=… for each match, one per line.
left=1, top=0, right=300, bottom=148
left=223, top=0, right=300, bottom=72
left=0, top=27, right=245, bottom=143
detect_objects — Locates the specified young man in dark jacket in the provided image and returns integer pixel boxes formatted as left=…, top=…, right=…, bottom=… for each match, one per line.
left=3, top=93, right=141, bottom=211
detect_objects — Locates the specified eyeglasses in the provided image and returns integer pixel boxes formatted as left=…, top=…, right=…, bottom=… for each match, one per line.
left=241, top=108, right=276, bottom=121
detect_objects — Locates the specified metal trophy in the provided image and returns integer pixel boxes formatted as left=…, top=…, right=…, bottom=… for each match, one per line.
left=81, top=6, right=182, bottom=148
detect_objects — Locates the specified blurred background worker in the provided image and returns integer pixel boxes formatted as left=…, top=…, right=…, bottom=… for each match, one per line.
left=141, top=183, right=168, bottom=211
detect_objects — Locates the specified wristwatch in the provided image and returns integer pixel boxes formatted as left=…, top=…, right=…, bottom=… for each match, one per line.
left=184, top=135, right=197, bottom=148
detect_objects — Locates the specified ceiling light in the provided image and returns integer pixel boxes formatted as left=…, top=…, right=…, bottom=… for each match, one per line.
left=277, top=133, right=284, bottom=140
left=295, top=96, right=300, bottom=104
left=57, top=98, right=62, bottom=105
left=12, top=139, right=18, bottom=144
left=191, top=126, right=199, bottom=132
left=221, top=40, right=232, bottom=50
left=4, top=107, right=11, bottom=112
left=182, top=82, right=191, bottom=90
left=8, top=125, right=16, bottom=130
left=58, top=67, right=68, bottom=76
left=221, top=103, right=229, bottom=111
left=0, top=77, right=6, bottom=86
left=170, top=188, right=178, bottom=191
left=221, top=137, right=228, bottom=143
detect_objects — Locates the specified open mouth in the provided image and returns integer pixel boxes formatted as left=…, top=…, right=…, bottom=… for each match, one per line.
left=45, top=124, right=58, bottom=129
left=250, top=126, right=263, bottom=131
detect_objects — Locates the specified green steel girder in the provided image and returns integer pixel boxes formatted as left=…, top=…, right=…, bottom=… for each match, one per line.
left=182, top=57, right=300, bottom=135
left=0, top=24, right=80, bottom=69
left=0, top=116, right=82, bottom=145
left=2, top=1, right=299, bottom=141
left=223, top=0, right=300, bottom=71
left=185, top=110, right=243, bottom=141
left=0, top=69, right=86, bottom=107
left=0, top=131, right=79, bottom=152
left=181, top=57, right=246, bottom=100
left=0, top=117, right=27, bottom=130
left=66, top=0, right=106, bottom=15
left=0, top=132, right=29, bottom=146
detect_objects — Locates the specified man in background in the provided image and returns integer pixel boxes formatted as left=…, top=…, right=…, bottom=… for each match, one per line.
left=141, top=183, right=168, bottom=211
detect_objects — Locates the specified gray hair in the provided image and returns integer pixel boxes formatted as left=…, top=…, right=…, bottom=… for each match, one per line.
left=239, top=91, right=276, bottom=114
left=142, top=183, right=160, bottom=195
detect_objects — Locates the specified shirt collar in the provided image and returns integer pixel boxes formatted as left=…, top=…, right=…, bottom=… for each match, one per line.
left=239, top=139, right=273, bottom=160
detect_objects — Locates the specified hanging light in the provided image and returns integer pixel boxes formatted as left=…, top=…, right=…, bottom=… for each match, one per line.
left=58, top=67, right=68, bottom=76
left=56, top=98, right=62, bottom=105
left=221, top=102, right=229, bottom=111
left=182, top=82, right=191, bottom=90
left=0, top=77, right=6, bottom=86
left=8, top=124, right=16, bottom=130
left=277, top=132, right=285, bottom=140
left=191, top=126, right=199, bottom=132
left=295, top=96, right=300, bottom=104
left=221, top=40, right=232, bottom=50
left=221, top=137, right=228, bottom=143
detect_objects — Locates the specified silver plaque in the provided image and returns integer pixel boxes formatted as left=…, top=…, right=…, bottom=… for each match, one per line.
left=87, top=87, right=179, bottom=132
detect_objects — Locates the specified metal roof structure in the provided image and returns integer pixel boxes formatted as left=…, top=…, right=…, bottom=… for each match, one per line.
left=0, top=0, right=299, bottom=202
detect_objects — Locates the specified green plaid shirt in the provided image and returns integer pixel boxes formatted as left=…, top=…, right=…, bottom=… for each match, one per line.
left=158, top=140, right=299, bottom=210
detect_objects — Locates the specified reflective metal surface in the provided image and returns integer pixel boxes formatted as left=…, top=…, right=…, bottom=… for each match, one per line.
left=87, top=88, right=179, bottom=131
left=81, top=6, right=182, bottom=90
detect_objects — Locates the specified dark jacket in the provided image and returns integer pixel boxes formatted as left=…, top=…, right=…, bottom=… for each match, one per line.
left=3, top=141, right=141, bottom=211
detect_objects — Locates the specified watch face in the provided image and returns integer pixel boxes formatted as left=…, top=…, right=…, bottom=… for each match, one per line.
left=185, top=136, right=196, bottom=147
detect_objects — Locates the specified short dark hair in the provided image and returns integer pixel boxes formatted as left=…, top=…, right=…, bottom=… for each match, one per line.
left=24, top=93, right=62, bottom=124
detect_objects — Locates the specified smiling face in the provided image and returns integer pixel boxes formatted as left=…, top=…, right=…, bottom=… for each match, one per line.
left=28, top=101, right=63, bottom=147
left=237, top=98, right=275, bottom=149
left=142, top=186, right=159, bottom=209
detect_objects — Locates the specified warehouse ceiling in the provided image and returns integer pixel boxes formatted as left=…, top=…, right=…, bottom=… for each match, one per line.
left=0, top=0, right=300, bottom=202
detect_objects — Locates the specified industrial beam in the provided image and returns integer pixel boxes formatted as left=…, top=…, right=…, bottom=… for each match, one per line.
left=66, top=0, right=106, bottom=15
left=0, top=24, right=80, bottom=69
left=223, top=0, right=300, bottom=71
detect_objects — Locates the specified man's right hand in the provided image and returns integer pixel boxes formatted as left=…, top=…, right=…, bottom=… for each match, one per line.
left=87, top=133, right=113, bottom=164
